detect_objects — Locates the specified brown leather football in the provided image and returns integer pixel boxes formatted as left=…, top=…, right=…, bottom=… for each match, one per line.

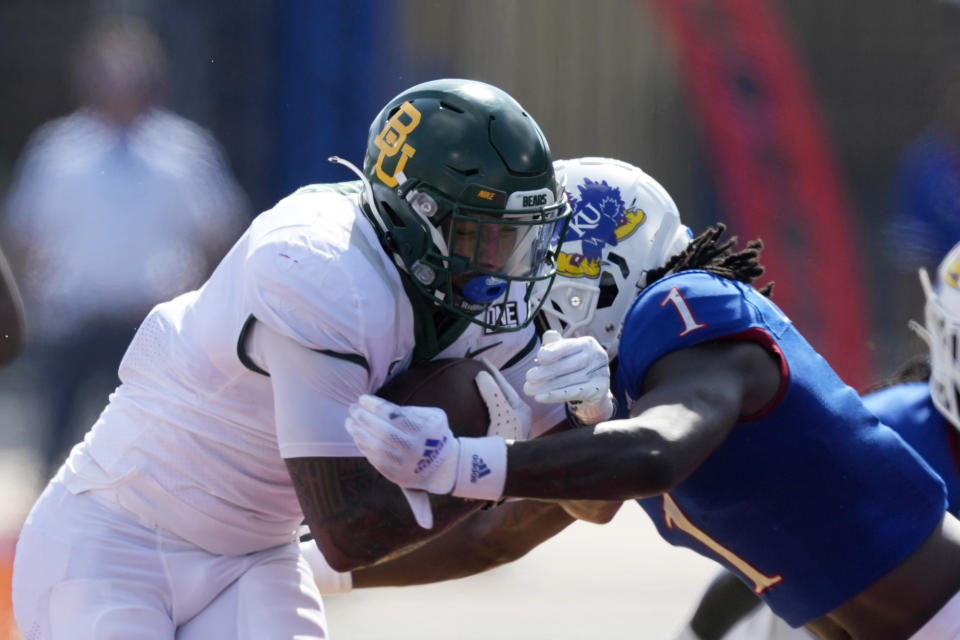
left=376, top=358, right=490, bottom=438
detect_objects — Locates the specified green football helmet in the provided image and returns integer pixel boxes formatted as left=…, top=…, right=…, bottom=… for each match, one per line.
left=332, top=78, right=570, bottom=332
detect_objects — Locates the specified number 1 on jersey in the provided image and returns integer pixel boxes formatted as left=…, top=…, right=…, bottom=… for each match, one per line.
left=663, top=494, right=783, bottom=594
left=661, top=287, right=706, bottom=336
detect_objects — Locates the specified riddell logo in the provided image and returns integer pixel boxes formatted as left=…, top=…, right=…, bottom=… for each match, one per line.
left=470, top=454, right=491, bottom=482
left=415, top=436, right=447, bottom=474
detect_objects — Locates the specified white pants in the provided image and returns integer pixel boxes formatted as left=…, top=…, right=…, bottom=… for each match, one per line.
left=13, top=481, right=327, bottom=640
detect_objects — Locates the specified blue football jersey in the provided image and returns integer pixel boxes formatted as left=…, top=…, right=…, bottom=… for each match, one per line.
left=615, top=271, right=947, bottom=626
left=863, top=381, right=960, bottom=515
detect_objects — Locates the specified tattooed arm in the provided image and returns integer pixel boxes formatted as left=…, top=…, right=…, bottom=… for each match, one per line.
left=251, top=318, right=569, bottom=572
left=287, top=457, right=483, bottom=572
left=347, top=499, right=580, bottom=586
left=289, top=418, right=622, bottom=574
left=247, top=321, right=485, bottom=572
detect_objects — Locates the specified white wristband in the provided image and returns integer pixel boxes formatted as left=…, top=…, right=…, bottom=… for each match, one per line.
left=451, top=436, right=507, bottom=501
left=300, top=540, right=353, bottom=594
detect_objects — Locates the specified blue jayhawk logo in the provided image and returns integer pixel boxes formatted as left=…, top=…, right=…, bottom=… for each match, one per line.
left=558, top=177, right=647, bottom=278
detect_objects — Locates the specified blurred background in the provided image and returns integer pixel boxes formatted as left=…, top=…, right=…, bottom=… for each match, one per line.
left=2, top=0, right=960, bottom=637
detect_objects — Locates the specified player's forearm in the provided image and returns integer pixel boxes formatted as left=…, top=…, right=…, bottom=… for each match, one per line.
left=287, top=456, right=481, bottom=572
left=555, top=498, right=623, bottom=524
left=504, top=382, right=741, bottom=501
left=352, top=499, right=577, bottom=587
left=503, top=424, right=678, bottom=500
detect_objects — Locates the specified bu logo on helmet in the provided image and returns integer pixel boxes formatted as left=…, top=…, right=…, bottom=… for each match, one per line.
left=374, top=101, right=422, bottom=187
left=558, top=177, right=647, bottom=278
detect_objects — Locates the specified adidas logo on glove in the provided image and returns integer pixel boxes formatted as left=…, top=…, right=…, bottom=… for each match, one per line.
left=415, top=437, right=447, bottom=474
left=470, top=454, right=491, bottom=482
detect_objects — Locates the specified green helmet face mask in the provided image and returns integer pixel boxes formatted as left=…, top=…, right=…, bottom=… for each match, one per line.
left=334, top=78, right=570, bottom=333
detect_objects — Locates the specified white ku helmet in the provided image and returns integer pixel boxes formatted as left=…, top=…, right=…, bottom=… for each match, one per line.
left=922, top=242, right=960, bottom=429
left=537, top=157, right=692, bottom=355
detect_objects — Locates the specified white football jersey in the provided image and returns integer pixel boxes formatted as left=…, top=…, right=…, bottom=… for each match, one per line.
left=60, top=185, right=561, bottom=554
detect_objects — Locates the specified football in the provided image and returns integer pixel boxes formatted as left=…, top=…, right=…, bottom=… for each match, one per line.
left=376, top=358, right=490, bottom=438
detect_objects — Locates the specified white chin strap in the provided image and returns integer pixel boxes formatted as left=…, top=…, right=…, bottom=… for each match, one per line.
left=328, top=156, right=390, bottom=238
left=919, top=266, right=935, bottom=301
left=914, top=268, right=934, bottom=347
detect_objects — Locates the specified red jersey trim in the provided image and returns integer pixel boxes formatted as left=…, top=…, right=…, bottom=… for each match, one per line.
left=713, top=327, right=789, bottom=421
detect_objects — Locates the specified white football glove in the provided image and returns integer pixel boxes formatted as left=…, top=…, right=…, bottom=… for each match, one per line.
left=345, top=394, right=507, bottom=529
left=475, top=357, right=533, bottom=440
left=523, top=329, right=614, bottom=424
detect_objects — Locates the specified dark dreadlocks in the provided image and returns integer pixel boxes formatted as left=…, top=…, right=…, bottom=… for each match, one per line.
left=644, top=224, right=934, bottom=394
left=645, top=223, right=774, bottom=297
left=859, top=353, right=931, bottom=395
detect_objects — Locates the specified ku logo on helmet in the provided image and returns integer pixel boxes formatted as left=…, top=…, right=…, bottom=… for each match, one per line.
left=374, top=101, right=422, bottom=187
left=558, top=177, right=647, bottom=279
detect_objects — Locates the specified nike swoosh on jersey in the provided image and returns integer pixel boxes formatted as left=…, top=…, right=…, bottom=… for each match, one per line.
left=464, top=342, right=502, bottom=359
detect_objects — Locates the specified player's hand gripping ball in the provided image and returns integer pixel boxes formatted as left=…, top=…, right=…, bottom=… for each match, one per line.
left=354, top=358, right=512, bottom=528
